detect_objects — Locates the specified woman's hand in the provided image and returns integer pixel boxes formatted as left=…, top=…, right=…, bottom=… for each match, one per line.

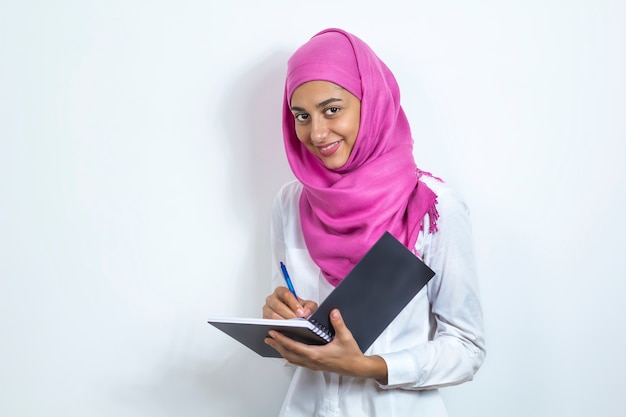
left=262, top=286, right=318, bottom=319
left=264, top=308, right=388, bottom=382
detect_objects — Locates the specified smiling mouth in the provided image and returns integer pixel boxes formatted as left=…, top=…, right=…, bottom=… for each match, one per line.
left=318, top=141, right=341, bottom=156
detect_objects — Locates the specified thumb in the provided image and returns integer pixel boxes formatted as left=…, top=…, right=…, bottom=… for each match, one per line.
left=329, top=309, right=352, bottom=336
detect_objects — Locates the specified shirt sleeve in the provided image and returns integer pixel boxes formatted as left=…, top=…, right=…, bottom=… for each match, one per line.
left=378, top=185, right=486, bottom=390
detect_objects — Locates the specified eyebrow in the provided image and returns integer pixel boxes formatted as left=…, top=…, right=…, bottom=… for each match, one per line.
left=290, top=97, right=343, bottom=112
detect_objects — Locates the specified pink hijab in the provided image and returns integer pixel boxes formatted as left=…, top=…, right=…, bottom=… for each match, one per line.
left=283, top=28, right=439, bottom=286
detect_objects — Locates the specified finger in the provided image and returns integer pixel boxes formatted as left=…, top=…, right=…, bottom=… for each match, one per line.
left=264, top=331, right=297, bottom=359
left=329, top=309, right=353, bottom=338
left=266, top=331, right=311, bottom=364
left=264, top=333, right=281, bottom=352
left=267, top=330, right=298, bottom=348
left=263, top=303, right=288, bottom=319
left=264, top=289, right=302, bottom=319
left=264, top=336, right=292, bottom=360
left=300, top=300, right=318, bottom=317
left=278, top=287, right=307, bottom=317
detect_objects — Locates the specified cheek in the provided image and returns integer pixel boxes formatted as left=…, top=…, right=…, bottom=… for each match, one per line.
left=294, top=125, right=309, bottom=144
left=350, top=118, right=361, bottom=142
left=352, top=113, right=361, bottom=134
left=340, top=116, right=360, bottom=141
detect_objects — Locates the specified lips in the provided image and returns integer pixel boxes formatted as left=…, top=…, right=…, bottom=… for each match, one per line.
left=317, top=140, right=341, bottom=157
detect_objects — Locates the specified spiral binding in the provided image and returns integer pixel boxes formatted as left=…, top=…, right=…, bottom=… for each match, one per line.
left=309, top=319, right=334, bottom=342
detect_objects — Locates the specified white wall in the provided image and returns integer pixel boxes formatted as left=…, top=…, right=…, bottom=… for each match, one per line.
left=1, top=1, right=624, bottom=416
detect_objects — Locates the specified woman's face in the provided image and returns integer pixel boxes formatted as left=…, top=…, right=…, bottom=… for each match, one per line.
left=290, top=81, right=361, bottom=170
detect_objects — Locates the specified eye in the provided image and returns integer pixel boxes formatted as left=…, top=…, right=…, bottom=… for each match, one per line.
left=294, top=113, right=309, bottom=122
left=325, top=107, right=340, bottom=116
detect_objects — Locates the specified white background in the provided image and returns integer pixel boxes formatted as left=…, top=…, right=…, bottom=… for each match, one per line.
left=1, top=1, right=625, bottom=416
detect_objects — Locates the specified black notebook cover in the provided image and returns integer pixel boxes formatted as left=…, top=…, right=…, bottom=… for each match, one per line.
left=207, top=231, right=435, bottom=357
left=308, top=231, right=435, bottom=352
left=207, top=317, right=330, bottom=358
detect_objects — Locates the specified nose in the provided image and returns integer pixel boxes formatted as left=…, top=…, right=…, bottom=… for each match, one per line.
left=310, top=117, right=330, bottom=144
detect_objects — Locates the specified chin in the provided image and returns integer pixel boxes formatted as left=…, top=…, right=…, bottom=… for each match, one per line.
left=322, top=157, right=348, bottom=170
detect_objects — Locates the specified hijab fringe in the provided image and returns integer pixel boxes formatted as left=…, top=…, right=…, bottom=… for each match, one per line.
left=416, top=168, right=441, bottom=235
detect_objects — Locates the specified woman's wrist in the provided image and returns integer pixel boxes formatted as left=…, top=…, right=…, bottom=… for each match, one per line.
left=359, top=355, right=388, bottom=384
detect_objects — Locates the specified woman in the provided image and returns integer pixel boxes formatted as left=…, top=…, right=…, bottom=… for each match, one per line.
left=263, top=28, right=485, bottom=417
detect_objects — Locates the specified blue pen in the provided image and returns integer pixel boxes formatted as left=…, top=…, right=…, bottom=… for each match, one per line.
left=279, top=261, right=299, bottom=300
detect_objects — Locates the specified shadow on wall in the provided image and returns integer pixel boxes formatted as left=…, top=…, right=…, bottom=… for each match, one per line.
left=202, top=49, right=296, bottom=415
left=202, top=50, right=295, bottom=414
left=110, top=51, right=296, bottom=416
left=220, top=49, right=295, bottom=310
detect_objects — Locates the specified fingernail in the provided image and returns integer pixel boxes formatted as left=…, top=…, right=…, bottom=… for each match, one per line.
left=296, top=308, right=305, bottom=317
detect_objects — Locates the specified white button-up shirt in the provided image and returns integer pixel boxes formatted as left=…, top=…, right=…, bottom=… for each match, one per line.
left=270, top=176, right=486, bottom=417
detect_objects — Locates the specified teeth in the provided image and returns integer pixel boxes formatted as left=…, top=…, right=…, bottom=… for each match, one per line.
left=321, top=142, right=338, bottom=151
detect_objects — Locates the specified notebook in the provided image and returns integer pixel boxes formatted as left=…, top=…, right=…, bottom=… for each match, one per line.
left=207, top=231, right=435, bottom=358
